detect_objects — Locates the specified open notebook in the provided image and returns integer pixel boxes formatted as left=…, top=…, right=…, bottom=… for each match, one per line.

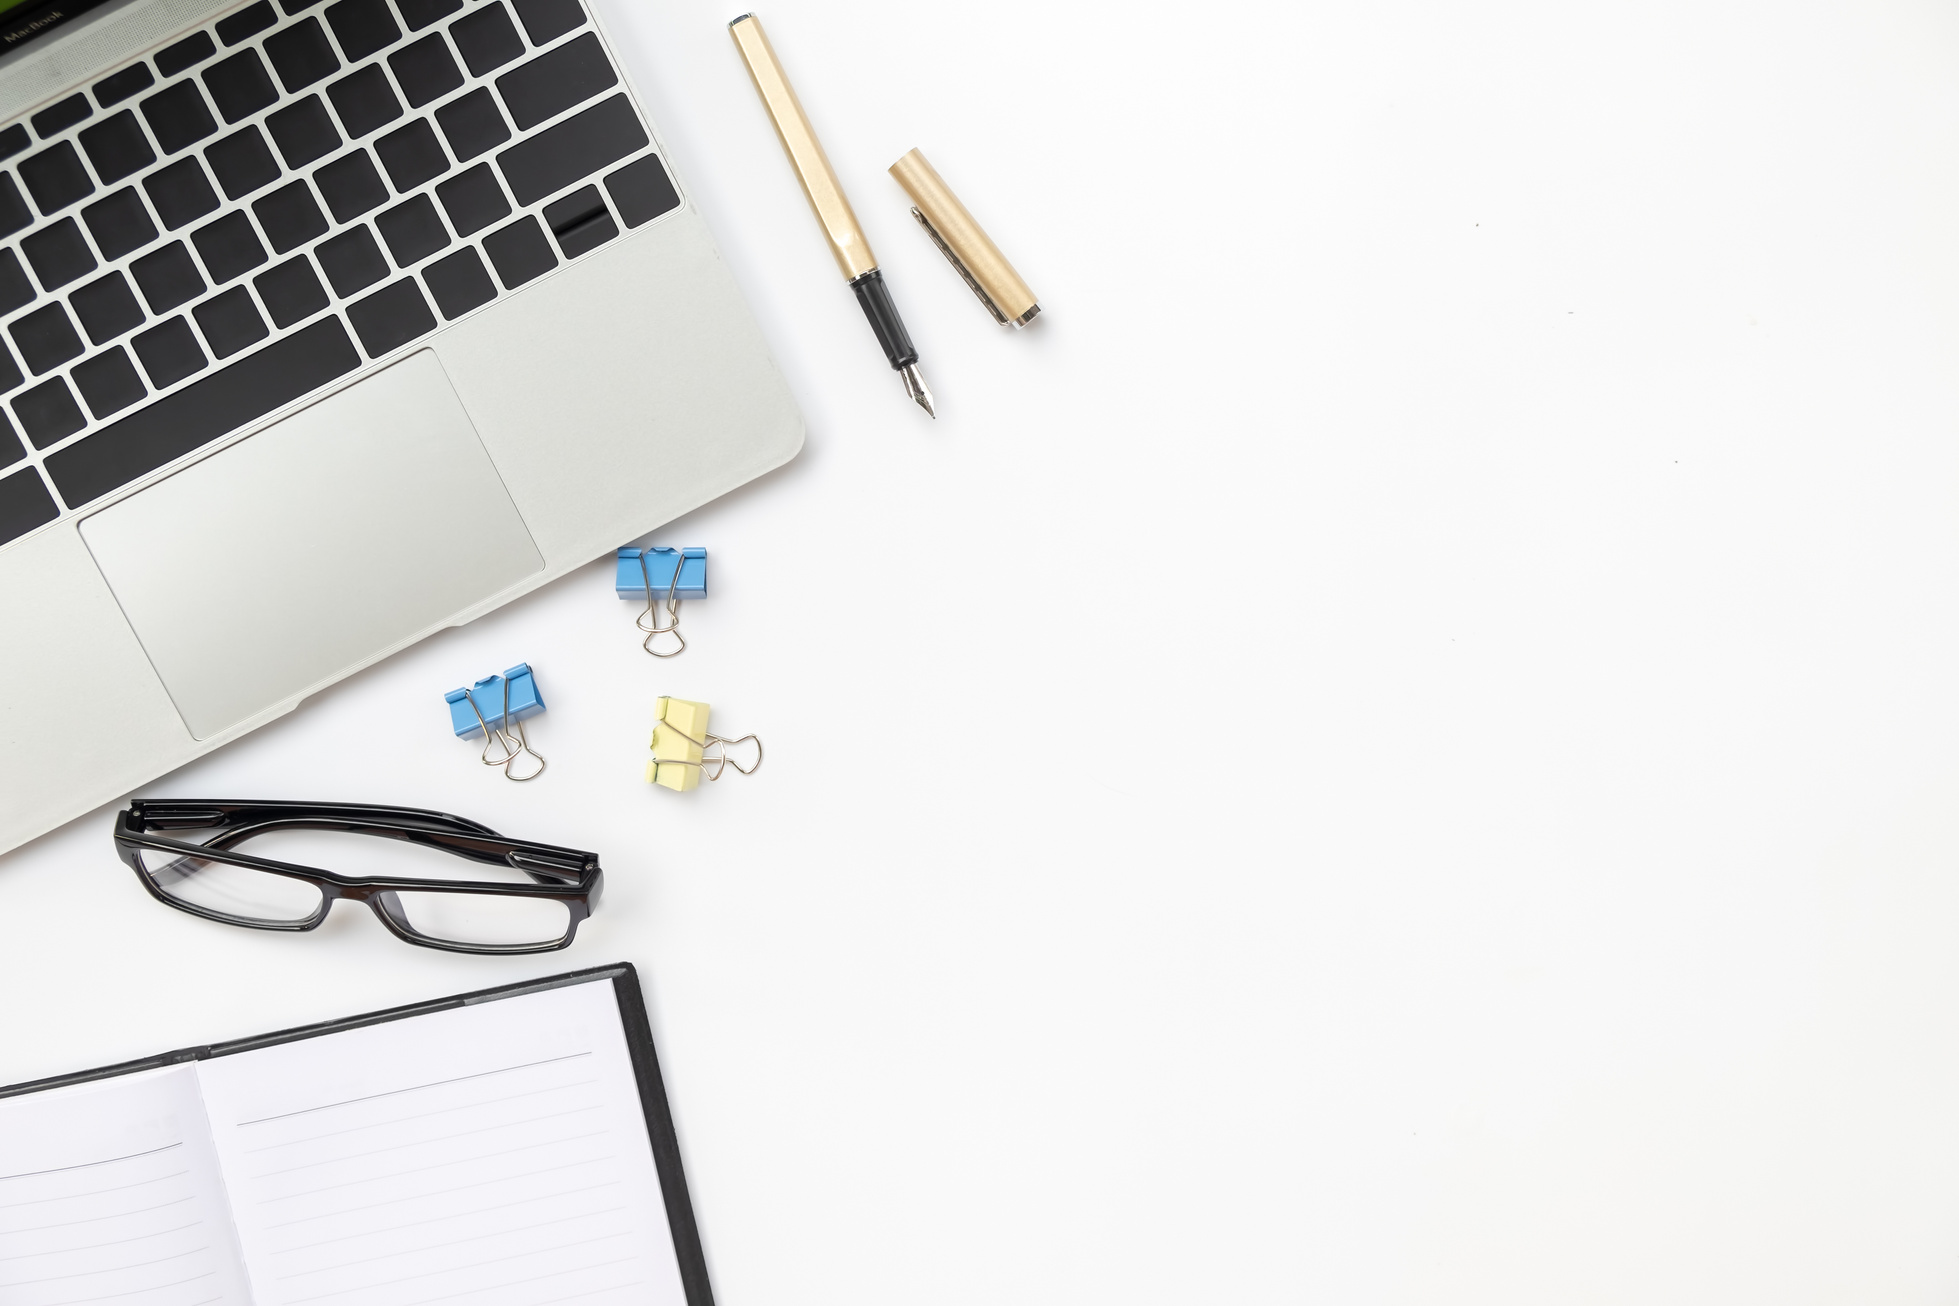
left=0, top=966, right=710, bottom=1306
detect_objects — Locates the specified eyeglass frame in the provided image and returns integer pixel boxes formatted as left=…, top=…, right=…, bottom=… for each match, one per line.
left=113, top=800, right=604, bottom=955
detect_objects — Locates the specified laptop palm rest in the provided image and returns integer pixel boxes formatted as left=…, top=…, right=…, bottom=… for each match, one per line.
left=80, top=351, right=544, bottom=740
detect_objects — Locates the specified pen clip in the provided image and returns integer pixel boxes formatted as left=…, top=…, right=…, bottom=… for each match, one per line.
left=910, top=205, right=1009, bottom=326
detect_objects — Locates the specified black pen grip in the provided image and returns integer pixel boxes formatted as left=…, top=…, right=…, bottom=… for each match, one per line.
left=849, top=269, right=918, bottom=371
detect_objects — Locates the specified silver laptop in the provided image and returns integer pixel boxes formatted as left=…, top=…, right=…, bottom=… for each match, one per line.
left=0, top=0, right=803, bottom=853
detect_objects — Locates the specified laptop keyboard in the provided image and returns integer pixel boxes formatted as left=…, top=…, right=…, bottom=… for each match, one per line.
left=0, top=0, right=681, bottom=547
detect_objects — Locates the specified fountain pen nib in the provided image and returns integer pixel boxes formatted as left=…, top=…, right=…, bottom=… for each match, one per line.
left=901, top=362, right=935, bottom=418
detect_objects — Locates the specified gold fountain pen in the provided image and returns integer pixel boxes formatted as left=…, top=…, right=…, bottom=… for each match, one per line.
left=729, top=14, right=934, bottom=417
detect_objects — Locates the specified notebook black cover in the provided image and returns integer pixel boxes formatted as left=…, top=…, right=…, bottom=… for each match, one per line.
left=0, top=963, right=715, bottom=1306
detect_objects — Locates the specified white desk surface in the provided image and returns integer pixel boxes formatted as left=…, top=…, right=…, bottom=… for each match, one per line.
left=6, top=0, right=1959, bottom=1299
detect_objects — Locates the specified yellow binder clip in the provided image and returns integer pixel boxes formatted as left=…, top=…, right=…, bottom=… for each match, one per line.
left=645, top=697, right=763, bottom=792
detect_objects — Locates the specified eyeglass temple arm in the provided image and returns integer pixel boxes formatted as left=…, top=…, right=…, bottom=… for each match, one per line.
left=128, top=801, right=501, bottom=838
left=130, top=812, right=593, bottom=886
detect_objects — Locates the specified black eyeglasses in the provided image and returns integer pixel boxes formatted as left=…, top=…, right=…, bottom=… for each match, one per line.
left=114, top=801, right=603, bottom=955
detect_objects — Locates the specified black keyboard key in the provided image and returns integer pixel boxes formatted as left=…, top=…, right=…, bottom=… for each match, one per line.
left=324, top=0, right=400, bottom=62
left=46, top=316, right=360, bottom=506
left=375, top=193, right=447, bottom=266
left=265, top=17, right=341, bottom=92
left=82, top=188, right=160, bottom=261
left=0, top=251, right=32, bottom=316
left=78, top=111, right=156, bottom=184
left=15, top=377, right=85, bottom=447
left=0, top=344, right=20, bottom=393
left=422, top=244, right=493, bottom=318
left=0, top=174, right=27, bottom=238
left=280, top=0, right=323, bottom=13
left=191, top=211, right=268, bottom=283
left=131, top=241, right=207, bottom=313
left=72, top=347, right=146, bottom=419
left=216, top=0, right=277, bottom=45
left=450, top=4, right=523, bottom=76
left=131, top=316, right=208, bottom=388
left=511, top=0, right=583, bottom=46
left=481, top=213, right=552, bottom=288
left=19, top=142, right=93, bottom=214
left=0, top=416, right=20, bottom=468
left=347, top=277, right=433, bottom=355
left=0, top=466, right=57, bottom=542
left=605, top=154, right=677, bottom=227
left=398, top=0, right=461, bottom=30
left=266, top=95, right=342, bottom=167
left=326, top=64, right=402, bottom=138
left=389, top=33, right=462, bottom=108
left=0, top=126, right=27, bottom=163
left=22, top=219, right=97, bottom=292
left=496, top=94, right=643, bottom=206
left=10, top=303, right=83, bottom=374
left=32, top=93, right=92, bottom=139
left=194, top=285, right=268, bottom=357
left=548, top=189, right=616, bottom=268
left=255, top=255, right=327, bottom=326
left=497, top=32, right=614, bottom=131
left=316, top=224, right=387, bottom=294
left=375, top=119, right=447, bottom=190
left=543, top=183, right=613, bottom=257
left=70, top=272, right=145, bottom=344
left=142, top=81, right=219, bottom=154
left=434, top=163, right=507, bottom=235
left=205, top=125, right=281, bottom=199
left=94, top=64, right=156, bottom=108
left=32, top=96, right=92, bottom=145
left=433, top=87, right=507, bottom=162
left=254, top=180, right=328, bottom=252
left=314, top=148, right=387, bottom=221
left=204, top=50, right=279, bottom=123
left=156, top=32, right=218, bottom=79
left=144, top=157, right=220, bottom=229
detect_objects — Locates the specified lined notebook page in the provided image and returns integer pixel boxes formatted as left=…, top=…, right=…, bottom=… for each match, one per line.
left=194, top=981, right=687, bottom=1306
left=0, top=1066, right=252, bottom=1306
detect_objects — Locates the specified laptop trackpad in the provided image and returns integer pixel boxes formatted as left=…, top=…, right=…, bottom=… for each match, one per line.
left=81, top=351, right=544, bottom=740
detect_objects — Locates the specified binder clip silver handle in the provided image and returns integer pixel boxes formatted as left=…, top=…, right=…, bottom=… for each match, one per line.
left=463, top=678, right=547, bottom=782
left=702, top=732, right=763, bottom=781
left=657, top=725, right=762, bottom=782
left=637, top=549, right=686, bottom=658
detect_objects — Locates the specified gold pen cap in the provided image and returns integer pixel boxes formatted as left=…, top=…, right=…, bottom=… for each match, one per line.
left=889, top=148, right=1040, bottom=328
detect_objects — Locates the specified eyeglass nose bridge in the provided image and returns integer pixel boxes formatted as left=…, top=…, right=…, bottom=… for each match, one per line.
left=333, top=886, right=453, bottom=945
left=318, top=882, right=431, bottom=914
left=305, top=880, right=428, bottom=935
left=366, top=887, right=416, bottom=936
left=306, top=880, right=391, bottom=930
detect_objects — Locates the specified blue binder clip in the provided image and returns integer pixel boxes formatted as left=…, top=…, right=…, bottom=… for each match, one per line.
left=443, top=663, right=546, bottom=781
left=615, top=546, right=706, bottom=658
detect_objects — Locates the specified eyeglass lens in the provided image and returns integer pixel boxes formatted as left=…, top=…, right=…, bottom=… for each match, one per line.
left=380, top=891, right=573, bottom=947
left=138, top=847, right=324, bottom=925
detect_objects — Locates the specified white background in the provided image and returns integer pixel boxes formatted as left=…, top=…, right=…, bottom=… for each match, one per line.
left=5, top=0, right=1959, bottom=1300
